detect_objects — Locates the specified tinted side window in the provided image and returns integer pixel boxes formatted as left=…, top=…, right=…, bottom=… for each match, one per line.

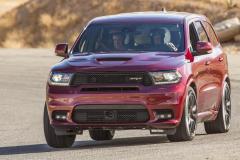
left=189, top=22, right=198, bottom=52
left=194, top=21, right=209, bottom=42
left=202, top=21, right=219, bottom=46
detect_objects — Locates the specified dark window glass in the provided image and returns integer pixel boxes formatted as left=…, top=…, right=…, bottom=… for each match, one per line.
left=202, top=21, right=219, bottom=46
left=189, top=22, right=198, bottom=52
left=194, top=21, right=209, bottom=42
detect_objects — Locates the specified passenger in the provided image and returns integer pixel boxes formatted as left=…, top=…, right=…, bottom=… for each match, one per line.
left=150, top=28, right=170, bottom=51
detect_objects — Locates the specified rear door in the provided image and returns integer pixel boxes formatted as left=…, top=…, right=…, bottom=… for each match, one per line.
left=202, top=21, right=226, bottom=110
left=193, top=20, right=220, bottom=112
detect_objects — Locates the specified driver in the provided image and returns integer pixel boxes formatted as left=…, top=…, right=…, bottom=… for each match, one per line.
left=111, top=31, right=126, bottom=51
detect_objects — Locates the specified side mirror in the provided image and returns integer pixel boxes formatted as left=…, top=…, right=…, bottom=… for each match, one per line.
left=196, top=41, right=213, bottom=55
left=55, top=43, right=68, bottom=57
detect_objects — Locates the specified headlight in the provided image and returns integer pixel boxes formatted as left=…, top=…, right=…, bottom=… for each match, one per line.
left=149, top=71, right=182, bottom=85
left=49, top=72, right=73, bottom=86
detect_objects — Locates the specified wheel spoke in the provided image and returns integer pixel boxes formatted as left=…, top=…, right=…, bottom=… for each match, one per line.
left=189, top=118, right=196, bottom=133
left=192, top=105, right=197, bottom=113
left=225, top=114, right=230, bottom=126
left=225, top=105, right=231, bottom=114
left=226, top=101, right=231, bottom=107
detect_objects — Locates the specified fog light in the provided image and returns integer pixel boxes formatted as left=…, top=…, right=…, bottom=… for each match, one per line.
left=159, top=114, right=165, bottom=119
left=154, top=109, right=173, bottom=121
left=166, top=114, right=172, bottom=118
left=55, top=115, right=67, bottom=120
left=52, top=110, right=68, bottom=122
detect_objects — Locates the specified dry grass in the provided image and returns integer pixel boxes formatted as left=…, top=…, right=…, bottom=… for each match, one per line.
left=0, top=0, right=240, bottom=48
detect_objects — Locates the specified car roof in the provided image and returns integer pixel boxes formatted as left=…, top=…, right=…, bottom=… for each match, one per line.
left=90, top=11, right=203, bottom=24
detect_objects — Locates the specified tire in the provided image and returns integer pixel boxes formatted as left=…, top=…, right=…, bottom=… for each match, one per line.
left=89, top=129, right=115, bottom=141
left=204, top=82, right=231, bottom=134
left=43, top=104, right=76, bottom=148
left=167, top=87, right=197, bottom=142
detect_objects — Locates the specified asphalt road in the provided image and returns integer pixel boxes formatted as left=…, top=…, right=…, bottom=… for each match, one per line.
left=0, top=49, right=240, bottom=160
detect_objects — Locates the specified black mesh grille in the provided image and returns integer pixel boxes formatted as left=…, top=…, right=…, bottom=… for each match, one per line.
left=70, top=72, right=153, bottom=86
left=81, top=87, right=139, bottom=92
left=72, top=105, right=149, bottom=123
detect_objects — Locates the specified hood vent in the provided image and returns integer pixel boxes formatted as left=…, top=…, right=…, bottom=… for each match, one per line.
left=96, top=57, right=131, bottom=62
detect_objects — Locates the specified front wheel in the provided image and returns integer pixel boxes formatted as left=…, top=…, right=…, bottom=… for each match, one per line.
left=167, top=87, right=197, bottom=142
left=43, top=104, right=76, bottom=148
left=204, top=82, right=231, bottom=134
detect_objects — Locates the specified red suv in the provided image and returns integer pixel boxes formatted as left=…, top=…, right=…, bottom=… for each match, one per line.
left=44, top=12, right=231, bottom=148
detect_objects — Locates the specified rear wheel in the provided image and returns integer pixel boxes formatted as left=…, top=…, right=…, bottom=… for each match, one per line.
left=167, top=87, right=197, bottom=142
left=204, top=82, right=231, bottom=134
left=43, top=104, right=76, bottom=148
left=89, top=129, right=115, bottom=141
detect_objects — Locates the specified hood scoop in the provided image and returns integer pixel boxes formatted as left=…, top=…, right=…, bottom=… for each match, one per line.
left=69, top=58, right=87, bottom=62
left=96, top=57, right=132, bottom=62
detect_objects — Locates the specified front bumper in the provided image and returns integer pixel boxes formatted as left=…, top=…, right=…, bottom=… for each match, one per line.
left=46, top=83, right=186, bottom=130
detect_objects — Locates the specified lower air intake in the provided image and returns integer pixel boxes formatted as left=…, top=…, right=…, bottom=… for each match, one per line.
left=72, top=105, right=149, bottom=123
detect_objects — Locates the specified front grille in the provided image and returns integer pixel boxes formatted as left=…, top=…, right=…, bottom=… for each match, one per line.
left=72, top=105, right=149, bottom=123
left=81, top=87, right=139, bottom=92
left=70, top=72, right=153, bottom=86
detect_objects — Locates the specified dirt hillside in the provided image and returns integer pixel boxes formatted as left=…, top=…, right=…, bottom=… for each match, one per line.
left=0, top=0, right=239, bottom=48
left=0, top=0, right=28, bottom=15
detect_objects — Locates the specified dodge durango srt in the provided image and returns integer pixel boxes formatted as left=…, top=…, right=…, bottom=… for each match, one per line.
left=44, top=11, right=231, bottom=148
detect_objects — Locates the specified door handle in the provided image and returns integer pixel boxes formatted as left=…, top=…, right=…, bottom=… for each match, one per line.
left=205, top=60, right=211, bottom=65
left=218, top=57, right=224, bottom=62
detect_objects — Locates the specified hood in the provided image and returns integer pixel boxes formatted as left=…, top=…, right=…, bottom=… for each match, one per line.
left=51, top=52, right=186, bottom=72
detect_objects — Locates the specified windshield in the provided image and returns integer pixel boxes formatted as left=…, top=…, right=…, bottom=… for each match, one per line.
left=72, top=23, right=185, bottom=54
